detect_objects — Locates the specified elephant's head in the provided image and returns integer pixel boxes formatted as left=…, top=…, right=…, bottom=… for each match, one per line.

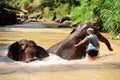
left=7, top=39, right=49, bottom=62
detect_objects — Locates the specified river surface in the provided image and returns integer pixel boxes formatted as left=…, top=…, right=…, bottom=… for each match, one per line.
left=0, top=23, right=120, bottom=80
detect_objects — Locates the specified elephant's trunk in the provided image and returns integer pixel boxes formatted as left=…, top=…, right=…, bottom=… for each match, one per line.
left=96, top=31, right=113, bottom=51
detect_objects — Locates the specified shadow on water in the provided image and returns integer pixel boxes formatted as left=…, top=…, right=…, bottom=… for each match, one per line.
left=0, top=22, right=66, bottom=32
left=1, top=22, right=60, bottom=29
left=0, top=56, right=14, bottom=63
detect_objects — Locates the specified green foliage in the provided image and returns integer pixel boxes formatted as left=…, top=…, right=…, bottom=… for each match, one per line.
left=41, top=0, right=58, bottom=10
left=70, top=0, right=97, bottom=24
left=31, top=0, right=42, bottom=8
left=54, top=3, right=70, bottom=18
left=18, top=0, right=30, bottom=9
left=9, top=0, right=29, bottom=9
left=98, top=0, right=120, bottom=35
left=70, top=6, right=94, bottom=24
left=70, top=0, right=120, bottom=36
left=0, top=0, right=6, bottom=5
left=43, top=7, right=51, bottom=18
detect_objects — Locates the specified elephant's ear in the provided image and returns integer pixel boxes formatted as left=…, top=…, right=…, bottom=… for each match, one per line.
left=8, top=42, right=19, bottom=54
left=8, top=42, right=20, bottom=61
left=36, top=46, right=49, bottom=59
left=28, top=40, right=37, bottom=47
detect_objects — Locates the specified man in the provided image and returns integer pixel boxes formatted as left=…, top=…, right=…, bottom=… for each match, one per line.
left=74, top=28, right=100, bottom=61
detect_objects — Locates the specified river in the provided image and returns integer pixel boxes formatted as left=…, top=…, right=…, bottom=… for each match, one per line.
left=0, top=22, right=120, bottom=80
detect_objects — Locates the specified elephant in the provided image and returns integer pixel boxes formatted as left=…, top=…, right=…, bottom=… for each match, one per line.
left=7, top=39, right=49, bottom=62
left=47, top=23, right=113, bottom=60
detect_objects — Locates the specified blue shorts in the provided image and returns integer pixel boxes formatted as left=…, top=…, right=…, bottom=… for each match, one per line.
left=87, top=50, right=98, bottom=57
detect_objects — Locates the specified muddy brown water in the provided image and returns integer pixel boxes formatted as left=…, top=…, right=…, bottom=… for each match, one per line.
left=0, top=27, right=120, bottom=80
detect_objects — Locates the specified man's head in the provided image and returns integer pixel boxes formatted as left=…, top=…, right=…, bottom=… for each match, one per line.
left=87, top=28, right=94, bottom=34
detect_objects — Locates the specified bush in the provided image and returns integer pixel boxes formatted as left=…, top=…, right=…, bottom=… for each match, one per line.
left=99, top=0, right=120, bottom=35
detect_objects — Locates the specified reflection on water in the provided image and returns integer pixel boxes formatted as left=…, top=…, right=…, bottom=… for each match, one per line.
left=1, top=22, right=59, bottom=28
left=0, top=24, right=120, bottom=80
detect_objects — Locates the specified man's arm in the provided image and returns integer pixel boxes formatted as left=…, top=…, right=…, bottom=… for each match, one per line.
left=74, top=37, right=88, bottom=47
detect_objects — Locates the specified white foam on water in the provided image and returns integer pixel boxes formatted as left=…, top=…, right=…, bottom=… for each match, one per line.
left=0, top=45, right=86, bottom=68
left=20, top=53, right=69, bottom=67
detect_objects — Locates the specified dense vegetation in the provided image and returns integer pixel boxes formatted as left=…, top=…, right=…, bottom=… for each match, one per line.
left=0, top=0, right=19, bottom=25
left=1, top=0, right=120, bottom=38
